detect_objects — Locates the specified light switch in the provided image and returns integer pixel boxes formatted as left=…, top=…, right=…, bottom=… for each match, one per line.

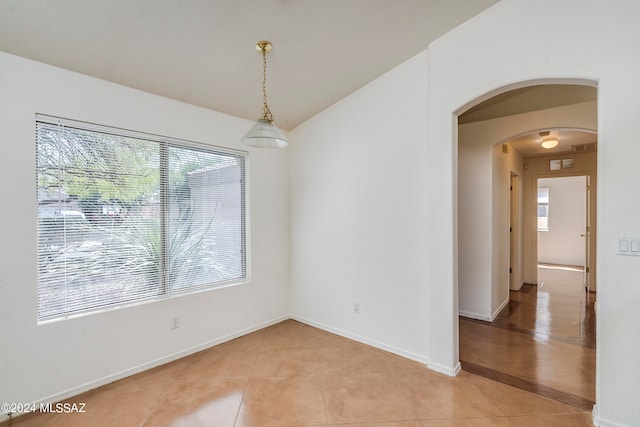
left=619, top=238, right=629, bottom=253
left=617, top=237, right=640, bottom=256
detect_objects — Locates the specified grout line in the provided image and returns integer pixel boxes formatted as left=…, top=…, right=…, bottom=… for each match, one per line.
left=231, top=334, right=263, bottom=427
left=141, top=356, right=216, bottom=427
left=461, top=372, right=510, bottom=418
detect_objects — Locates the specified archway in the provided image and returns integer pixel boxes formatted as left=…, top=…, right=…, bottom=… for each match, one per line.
left=455, top=82, right=597, bottom=407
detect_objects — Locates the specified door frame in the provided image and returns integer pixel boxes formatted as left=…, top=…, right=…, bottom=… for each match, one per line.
left=524, top=153, right=597, bottom=291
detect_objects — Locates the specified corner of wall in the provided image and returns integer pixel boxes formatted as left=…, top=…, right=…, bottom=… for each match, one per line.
left=490, top=297, right=510, bottom=322
left=427, top=360, right=462, bottom=377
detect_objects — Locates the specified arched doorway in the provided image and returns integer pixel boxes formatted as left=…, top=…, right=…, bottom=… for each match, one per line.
left=455, top=83, right=597, bottom=408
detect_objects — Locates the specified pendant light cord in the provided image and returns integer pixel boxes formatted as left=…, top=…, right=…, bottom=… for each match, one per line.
left=261, top=48, right=274, bottom=122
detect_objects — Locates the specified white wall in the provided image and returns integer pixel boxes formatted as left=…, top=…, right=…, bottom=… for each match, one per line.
left=538, top=176, right=586, bottom=266
left=457, top=134, right=492, bottom=319
left=428, top=0, right=640, bottom=425
left=0, top=52, right=290, bottom=415
left=458, top=132, right=524, bottom=320
left=289, top=50, right=431, bottom=363
left=491, top=143, right=522, bottom=316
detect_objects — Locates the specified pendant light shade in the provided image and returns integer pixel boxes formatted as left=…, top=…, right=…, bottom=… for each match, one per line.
left=241, top=119, right=288, bottom=148
left=242, top=41, right=288, bottom=148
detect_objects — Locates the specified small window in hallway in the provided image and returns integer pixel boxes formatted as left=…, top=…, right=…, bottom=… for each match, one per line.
left=538, top=187, right=549, bottom=231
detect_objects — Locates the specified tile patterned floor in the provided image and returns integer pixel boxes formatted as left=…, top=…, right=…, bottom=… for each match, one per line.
left=2, top=320, right=593, bottom=427
left=459, top=266, right=596, bottom=410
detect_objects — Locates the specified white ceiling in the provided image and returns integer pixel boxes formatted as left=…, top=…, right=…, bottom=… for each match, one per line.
left=459, top=84, right=598, bottom=157
left=507, top=129, right=597, bottom=158
left=459, top=85, right=597, bottom=125
left=0, top=0, right=500, bottom=130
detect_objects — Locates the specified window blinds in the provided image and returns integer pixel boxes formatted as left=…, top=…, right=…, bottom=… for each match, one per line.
left=36, top=116, right=246, bottom=321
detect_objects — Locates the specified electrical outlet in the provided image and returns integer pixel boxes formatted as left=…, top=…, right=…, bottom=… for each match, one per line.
left=171, top=316, right=180, bottom=329
left=353, top=302, right=360, bottom=314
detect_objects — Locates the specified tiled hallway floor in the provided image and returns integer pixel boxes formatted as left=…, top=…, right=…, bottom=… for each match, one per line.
left=3, top=319, right=593, bottom=426
left=460, top=266, right=596, bottom=411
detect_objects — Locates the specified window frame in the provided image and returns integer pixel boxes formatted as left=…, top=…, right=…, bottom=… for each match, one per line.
left=537, top=187, right=550, bottom=232
left=36, top=114, right=250, bottom=323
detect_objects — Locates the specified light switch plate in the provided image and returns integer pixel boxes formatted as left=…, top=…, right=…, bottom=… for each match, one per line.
left=618, top=237, right=640, bottom=256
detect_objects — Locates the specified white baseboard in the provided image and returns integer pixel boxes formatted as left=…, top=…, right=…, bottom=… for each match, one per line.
left=291, top=316, right=468, bottom=378
left=592, top=404, right=626, bottom=427
left=459, top=310, right=492, bottom=322
left=490, top=297, right=509, bottom=321
left=459, top=297, right=509, bottom=323
left=510, top=281, right=525, bottom=291
left=290, top=315, right=429, bottom=365
left=0, top=315, right=289, bottom=423
left=292, top=316, right=467, bottom=378
left=427, top=360, right=461, bottom=377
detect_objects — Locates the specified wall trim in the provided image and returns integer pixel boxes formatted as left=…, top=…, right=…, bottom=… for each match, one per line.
left=291, top=315, right=429, bottom=365
left=459, top=296, right=509, bottom=323
left=490, top=297, right=510, bottom=322
left=510, top=280, right=525, bottom=291
left=0, top=315, right=289, bottom=423
left=592, top=404, right=624, bottom=427
left=427, top=360, right=462, bottom=377
left=459, top=310, right=492, bottom=322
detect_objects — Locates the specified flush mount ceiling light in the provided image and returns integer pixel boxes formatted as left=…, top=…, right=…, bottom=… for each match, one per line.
left=241, top=41, right=288, bottom=148
left=539, top=131, right=558, bottom=149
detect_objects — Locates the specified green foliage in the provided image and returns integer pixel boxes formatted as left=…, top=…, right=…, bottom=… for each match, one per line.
left=36, top=122, right=243, bottom=319
left=37, top=124, right=160, bottom=204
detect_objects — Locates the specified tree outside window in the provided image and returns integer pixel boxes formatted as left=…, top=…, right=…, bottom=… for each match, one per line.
left=36, top=117, right=246, bottom=321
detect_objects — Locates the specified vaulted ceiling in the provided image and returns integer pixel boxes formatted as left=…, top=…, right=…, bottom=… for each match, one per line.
left=0, top=0, right=500, bottom=129
left=1, top=0, right=597, bottom=156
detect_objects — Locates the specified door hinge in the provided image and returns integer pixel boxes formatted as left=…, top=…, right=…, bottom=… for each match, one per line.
left=586, top=267, right=590, bottom=273
left=509, top=268, right=512, bottom=274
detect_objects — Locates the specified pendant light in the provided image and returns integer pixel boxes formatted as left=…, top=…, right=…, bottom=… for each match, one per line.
left=241, top=41, right=288, bottom=148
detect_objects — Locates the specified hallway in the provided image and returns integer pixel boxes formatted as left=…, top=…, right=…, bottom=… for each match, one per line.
left=459, top=265, right=596, bottom=410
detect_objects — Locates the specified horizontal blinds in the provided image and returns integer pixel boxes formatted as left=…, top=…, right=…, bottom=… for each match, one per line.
left=165, top=145, right=246, bottom=292
left=36, top=116, right=246, bottom=320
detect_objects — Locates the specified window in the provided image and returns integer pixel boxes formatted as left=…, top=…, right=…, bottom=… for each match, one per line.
left=36, top=116, right=247, bottom=321
left=537, top=187, right=549, bottom=231
left=549, top=158, right=575, bottom=171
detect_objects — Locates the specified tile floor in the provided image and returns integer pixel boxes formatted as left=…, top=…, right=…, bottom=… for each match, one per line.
left=3, top=319, right=593, bottom=426
left=460, top=266, right=596, bottom=410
